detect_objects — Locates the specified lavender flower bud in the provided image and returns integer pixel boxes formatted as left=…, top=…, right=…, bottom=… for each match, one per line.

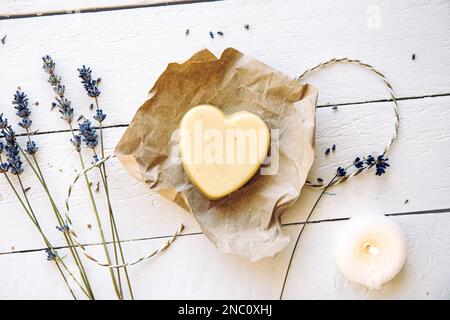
left=25, top=140, right=38, bottom=155
left=0, top=114, right=7, bottom=129
left=93, top=109, right=106, bottom=122
left=0, top=162, right=8, bottom=173
left=42, top=55, right=56, bottom=74
left=79, top=119, right=98, bottom=148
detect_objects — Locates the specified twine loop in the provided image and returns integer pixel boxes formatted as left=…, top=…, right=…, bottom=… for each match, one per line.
left=63, top=58, right=399, bottom=267
left=64, top=153, right=184, bottom=269
left=296, top=58, right=400, bottom=189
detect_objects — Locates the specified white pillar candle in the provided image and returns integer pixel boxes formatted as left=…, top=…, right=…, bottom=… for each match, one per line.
left=335, top=214, right=407, bottom=289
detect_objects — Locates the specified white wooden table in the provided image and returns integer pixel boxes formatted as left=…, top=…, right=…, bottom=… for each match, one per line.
left=0, top=0, right=449, bottom=300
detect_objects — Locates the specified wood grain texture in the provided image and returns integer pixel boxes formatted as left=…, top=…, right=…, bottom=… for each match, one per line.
left=0, top=0, right=449, bottom=299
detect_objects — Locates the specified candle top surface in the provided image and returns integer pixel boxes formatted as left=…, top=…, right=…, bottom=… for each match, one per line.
left=335, top=214, right=407, bottom=288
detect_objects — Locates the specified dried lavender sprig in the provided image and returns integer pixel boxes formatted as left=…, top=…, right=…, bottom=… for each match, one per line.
left=280, top=162, right=354, bottom=300
left=0, top=134, right=80, bottom=299
left=13, top=90, right=38, bottom=155
left=42, top=56, right=74, bottom=122
left=73, top=141, right=122, bottom=299
left=43, top=56, right=122, bottom=299
left=77, top=65, right=133, bottom=299
left=13, top=90, right=31, bottom=119
left=8, top=91, right=94, bottom=298
left=2, top=125, right=23, bottom=175
left=79, top=119, right=98, bottom=148
left=281, top=150, right=391, bottom=299
left=76, top=120, right=126, bottom=299
left=78, top=65, right=101, bottom=98
left=22, top=65, right=96, bottom=298
left=352, top=154, right=390, bottom=176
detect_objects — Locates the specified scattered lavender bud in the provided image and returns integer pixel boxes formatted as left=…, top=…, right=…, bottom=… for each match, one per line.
left=1, top=34, right=6, bottom=45
left=185, top=29, right=190, bottom=36
left=325, top=148, right=331, bottom=155
left=244, top=24, right=250, bottom=30
left=217, top=31, right=224, bottom=36
left=332, top=144, right=336, bottom=152
left=209, top=31, right=214, bottom=39
left=411, top=54, right=416, bottom=60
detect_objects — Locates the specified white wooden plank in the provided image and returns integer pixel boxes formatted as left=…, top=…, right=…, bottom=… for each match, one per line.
left=0, top=213, right=449, bottom=299
left=1, top=0, right=449, bottom=300
left=0, top=0, right=193, bottom=16
left=1, top=96, right=449, bottom=254
left=283, top=213, right=450, bottom=300
left=0, top=0, right=449, bottom=132
left=283, top=94, right=450, bottom=224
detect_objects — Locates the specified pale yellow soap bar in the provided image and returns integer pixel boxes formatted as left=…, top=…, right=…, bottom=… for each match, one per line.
left=179, top=104, right=270, bottom=200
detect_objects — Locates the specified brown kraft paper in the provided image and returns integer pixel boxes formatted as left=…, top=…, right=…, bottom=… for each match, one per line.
left=115, top=48, right=317, bottom=261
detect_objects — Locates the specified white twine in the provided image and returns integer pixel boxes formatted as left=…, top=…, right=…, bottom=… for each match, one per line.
left=64, top=153, right=184, bottom=269
left=296, top=58, right=400, bottom=189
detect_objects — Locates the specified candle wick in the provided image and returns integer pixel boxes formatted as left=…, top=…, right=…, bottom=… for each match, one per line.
left=362, top=241, right=380, bottom=257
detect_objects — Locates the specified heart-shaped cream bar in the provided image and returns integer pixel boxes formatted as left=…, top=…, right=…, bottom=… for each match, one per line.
left=179, top=104, right=270, bottom=200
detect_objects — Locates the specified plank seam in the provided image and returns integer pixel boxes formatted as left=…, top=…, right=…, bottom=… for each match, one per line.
left=0, top=0, right=224, bottom=21
left=2, top=92, right=449, bottom=139
left=317, top=92, right=450, bottom=109
left=2, top=207, right=449, bottom=256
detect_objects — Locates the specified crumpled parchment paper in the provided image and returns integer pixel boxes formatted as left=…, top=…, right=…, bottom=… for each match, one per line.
left=115, top=48, right=317, bottom=261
